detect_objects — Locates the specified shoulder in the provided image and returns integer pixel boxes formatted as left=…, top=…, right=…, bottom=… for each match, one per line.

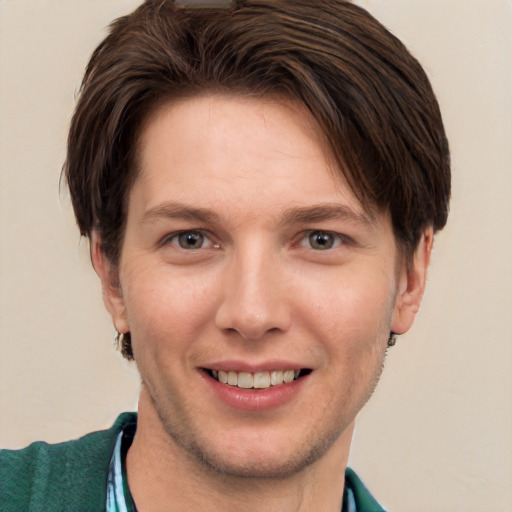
left=0, top=412, right=137, bottom=512
left=345, top=467, right=387, bottom=512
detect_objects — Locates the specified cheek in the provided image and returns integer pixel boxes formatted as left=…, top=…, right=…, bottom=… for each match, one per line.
left=297, top=267, right=397, bottom=351
left=306, top=274, right=393, bottom=408
left=120, top=263, right=219, bottom=354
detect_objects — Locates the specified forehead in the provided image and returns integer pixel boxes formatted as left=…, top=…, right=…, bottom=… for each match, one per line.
left=133, top=94, right=369, bottom=220
left=139, top=94, right=331, bottom=173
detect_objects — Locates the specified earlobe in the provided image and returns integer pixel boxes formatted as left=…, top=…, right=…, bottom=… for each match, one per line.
left=91, top=232, right=130, bottom=334
left=391, top=227, right=434, bottom=335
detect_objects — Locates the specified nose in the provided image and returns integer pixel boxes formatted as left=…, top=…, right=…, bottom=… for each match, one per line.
left=214, top=244, right=292, bottom=341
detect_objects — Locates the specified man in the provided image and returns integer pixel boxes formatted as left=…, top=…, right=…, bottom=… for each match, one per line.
left=0, top=1, right=450, bottom=510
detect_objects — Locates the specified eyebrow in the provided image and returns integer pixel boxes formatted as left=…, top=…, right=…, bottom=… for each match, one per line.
left=141, top=202, right=222, bottom=226
left=141, top=201, right=376, bottom=229
left=281, top=203, right=376, bottom=228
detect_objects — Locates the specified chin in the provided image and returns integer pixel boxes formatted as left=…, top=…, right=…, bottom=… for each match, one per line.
left=164, top=419, right=344, bottom=480
left=187, top=445, right=328, bottom=480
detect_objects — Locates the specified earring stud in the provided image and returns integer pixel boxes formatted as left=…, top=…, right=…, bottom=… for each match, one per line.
left=387, top=332, right=397, bottom=347
left=114, top=330, right=124, bottom=347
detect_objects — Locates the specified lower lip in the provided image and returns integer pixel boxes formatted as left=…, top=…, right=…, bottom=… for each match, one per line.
left=201, top=371, right=310, bottom=411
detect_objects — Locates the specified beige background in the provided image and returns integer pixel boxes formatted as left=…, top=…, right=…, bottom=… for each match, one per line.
left=1, top=1, right=511, bottom=511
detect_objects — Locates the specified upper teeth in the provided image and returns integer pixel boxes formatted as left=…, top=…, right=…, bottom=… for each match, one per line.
left=213, top=370, right=300, bottom=389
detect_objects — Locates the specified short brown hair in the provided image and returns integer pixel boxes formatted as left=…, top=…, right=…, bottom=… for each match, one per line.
left=64, top=0, right=450, bottom=356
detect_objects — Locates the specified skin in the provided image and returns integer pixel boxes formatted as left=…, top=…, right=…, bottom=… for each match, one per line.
left=93, top=94, right=432, bottom=512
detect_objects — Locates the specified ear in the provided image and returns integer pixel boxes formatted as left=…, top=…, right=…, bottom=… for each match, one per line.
left=391, top=227, right=434, bottom=335
left=91, top=231, right=130, bottom=334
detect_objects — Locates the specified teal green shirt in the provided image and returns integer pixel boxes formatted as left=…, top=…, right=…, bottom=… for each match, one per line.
left=0, top=413, right=385, bottom=512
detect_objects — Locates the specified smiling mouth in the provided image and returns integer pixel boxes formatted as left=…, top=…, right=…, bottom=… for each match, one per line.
left=205, top=369, right=312, bottom=390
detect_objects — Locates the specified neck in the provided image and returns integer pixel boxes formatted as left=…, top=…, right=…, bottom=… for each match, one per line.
left=126, top=389, right=354, bottom=512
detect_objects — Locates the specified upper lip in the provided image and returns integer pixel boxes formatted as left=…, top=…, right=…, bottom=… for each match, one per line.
left=201, top=360, right=311, bottom=373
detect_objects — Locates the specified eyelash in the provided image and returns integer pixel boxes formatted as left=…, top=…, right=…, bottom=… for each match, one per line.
left=161, top=229, right=350, bottom=252
left=299, top=230, right=348, bottom=251
left=163, top=230, right=217, bottom=250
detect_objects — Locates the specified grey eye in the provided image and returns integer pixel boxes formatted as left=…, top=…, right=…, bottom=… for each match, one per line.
left=308, top=231, right=336, bottom=250
left=177, top=231, right=205, bottom=249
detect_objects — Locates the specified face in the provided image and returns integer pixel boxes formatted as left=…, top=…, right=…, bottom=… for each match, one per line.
left=98, top=94, right=427, bottom=478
